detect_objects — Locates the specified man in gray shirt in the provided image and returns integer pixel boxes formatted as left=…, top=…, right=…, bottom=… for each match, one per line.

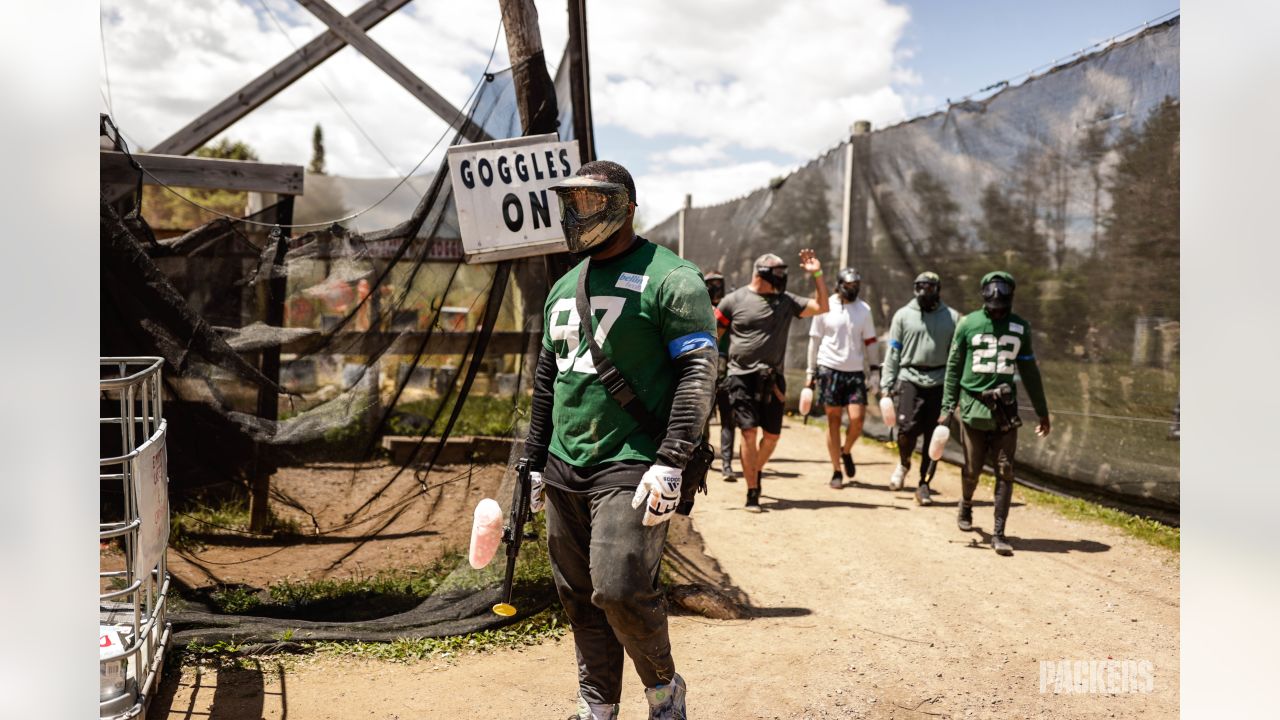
left=715, top=250, right=829, bottom=511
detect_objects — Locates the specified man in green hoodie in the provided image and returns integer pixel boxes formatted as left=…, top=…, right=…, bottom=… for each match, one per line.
left=880, top=272, right=960, bottom=506
left=940, top=271, right=1051, bottom=556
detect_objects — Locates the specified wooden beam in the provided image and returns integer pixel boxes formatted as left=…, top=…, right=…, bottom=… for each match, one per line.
left=498, top=0, right=559, bottom=136
left=101, top=150, right=305, bottom=195
left=151, top=0, right=412, bottom=156
left=282, top=331, right=533, bottom=357
left=566, top=0, right=596, bottom=164
left=297, top=0, right=491, bottom=143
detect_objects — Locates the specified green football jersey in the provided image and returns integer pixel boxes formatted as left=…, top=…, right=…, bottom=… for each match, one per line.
left=542, top=239, right=716, bottom=467
left=941, top=308, right=1049, bottom=430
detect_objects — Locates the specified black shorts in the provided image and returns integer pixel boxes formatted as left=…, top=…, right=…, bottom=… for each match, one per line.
left=895, top=380, right=944, bottom=436
left=816, top=366, right=868, bottom=407
left=724, top=370, right=787, bottom=435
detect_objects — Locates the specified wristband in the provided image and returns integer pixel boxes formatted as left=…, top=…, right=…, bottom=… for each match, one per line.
left=811, top=269, right=823, bottom=278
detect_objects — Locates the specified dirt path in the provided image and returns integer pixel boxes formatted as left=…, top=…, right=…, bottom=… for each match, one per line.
left=153, top=419, right=1178, bottom=719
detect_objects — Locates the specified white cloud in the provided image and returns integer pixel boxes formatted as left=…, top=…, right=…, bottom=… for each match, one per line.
left=635, top=159, right=797, bottom=229
left=648, top=141, right=730, bottom=168
left=587, top=0, right=913, bottom=156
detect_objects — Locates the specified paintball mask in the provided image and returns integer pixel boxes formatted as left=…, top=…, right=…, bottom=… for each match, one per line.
left=704, top=271, right=725, bottom=305
left=756, top=263, right=788, bottom=294
left=551, top=176, right=633, bottom=255
left=837, top=267, right=862, bottom=302
left=980, top=271, right=1015, bottom=316
left=914, top=271, right=941, bottom=312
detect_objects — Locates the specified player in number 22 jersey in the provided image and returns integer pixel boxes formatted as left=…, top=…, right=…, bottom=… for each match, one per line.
left=940, top=270, right=1051, bottom=556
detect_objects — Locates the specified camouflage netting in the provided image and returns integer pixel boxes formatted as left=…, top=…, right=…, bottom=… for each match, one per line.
left=101, top=56, right=583, bottom=641
left=647, top=19, right=1180, bottom=515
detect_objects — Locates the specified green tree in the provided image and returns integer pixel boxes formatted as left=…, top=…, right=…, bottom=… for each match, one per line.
left=309, top=124, right=327, bottom=175
left=142, top=138, right=261, bottom=230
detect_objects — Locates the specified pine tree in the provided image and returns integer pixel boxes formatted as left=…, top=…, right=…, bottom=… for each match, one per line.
left=309, top=123, right=327, bottom=175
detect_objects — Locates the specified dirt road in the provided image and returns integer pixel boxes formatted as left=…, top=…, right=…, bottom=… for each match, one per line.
left=153, top=419, right=1178, bottom=719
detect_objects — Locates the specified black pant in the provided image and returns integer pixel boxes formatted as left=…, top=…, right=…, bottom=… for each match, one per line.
left=895, top=381, right=944, bottom=482
left=960, top=423, right=1018, bottom=536
left=543, top=458, right=675, bottom=705
left=716, top=384, right=734, bottom=473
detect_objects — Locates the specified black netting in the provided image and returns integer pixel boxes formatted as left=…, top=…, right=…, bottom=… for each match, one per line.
left=102, top=58, right=578, bottom=643
left=648, top=19, right=1180, bottom=515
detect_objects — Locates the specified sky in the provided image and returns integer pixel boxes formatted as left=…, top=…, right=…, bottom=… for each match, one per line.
left=98, top=0, right=1178, bottom=228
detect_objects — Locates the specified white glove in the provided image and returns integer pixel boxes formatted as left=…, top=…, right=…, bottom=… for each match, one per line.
left=631, top=465, right=682, bottom=526
left=529, top=471, right=545, bottom=513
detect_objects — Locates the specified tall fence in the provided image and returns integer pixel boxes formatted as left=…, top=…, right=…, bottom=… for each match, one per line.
left=648, top=18, right=1180, bottom=514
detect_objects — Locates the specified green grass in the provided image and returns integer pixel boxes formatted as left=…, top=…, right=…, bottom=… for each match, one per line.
left=170, top=497, right=301, bottom=551
left=310, top=606, right=569, bottom=663
left=190, top=514, right=554, bottom=622
left=387, top=394, right=531, bottom=438
left=979, top=472, right=1179, bottom=552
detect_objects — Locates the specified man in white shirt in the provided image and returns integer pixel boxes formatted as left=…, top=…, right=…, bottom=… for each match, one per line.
left=806, top=267, right=880, bottom=489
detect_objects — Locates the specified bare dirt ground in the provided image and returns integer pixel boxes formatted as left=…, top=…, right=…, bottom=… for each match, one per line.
left=167, top=461, right=505, bottom=591
left=152, top=418, right=1178, bottom=719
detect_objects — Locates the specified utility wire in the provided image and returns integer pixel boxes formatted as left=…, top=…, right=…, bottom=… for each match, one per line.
left=255, top=0, right=422, bottom=195
left=109, top=18, right=505, bottom=230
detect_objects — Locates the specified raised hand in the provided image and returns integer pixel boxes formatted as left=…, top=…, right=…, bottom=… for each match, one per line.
left=798, top=248, right=822, bottom=274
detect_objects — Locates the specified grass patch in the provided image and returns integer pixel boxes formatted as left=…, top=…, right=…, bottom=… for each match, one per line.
left=388, top=394, right=531, bottom=438
left=311, top=606, right=569, bottom=663
left=981, top=473, right=1179, bottom=552
left=170, top=497, right=301, bottom=551
left=186, top=513, right=554, bottom=622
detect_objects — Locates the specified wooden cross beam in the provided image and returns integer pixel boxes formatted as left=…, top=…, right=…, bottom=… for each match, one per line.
left=101, top=150, right=305, bottom=195
left=152, top=0, right=412, bottom=156
left=296, top=0, right=492, bottom=143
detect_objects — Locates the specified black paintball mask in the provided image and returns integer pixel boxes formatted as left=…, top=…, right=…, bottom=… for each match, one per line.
left=551, top=176, right=634, bottom=255
left=837, top=268, right=861, bottom=302
left=914, top=271, right=941, bottom=312
left=756, top=263, right=788, bottom=294
left=704, top=272, right=725, bottom=305
left=980, top=272, right=1015, bottom=317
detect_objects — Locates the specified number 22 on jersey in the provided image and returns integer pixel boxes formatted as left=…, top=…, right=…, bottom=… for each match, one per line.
left=547, top=296, right=627, bottom=374
left=971, top=333, right=1021, bottom=375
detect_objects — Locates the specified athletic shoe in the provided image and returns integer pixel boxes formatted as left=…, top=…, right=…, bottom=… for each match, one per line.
left=745, top=488, right=762, bottom=512
left=722, top=472, right=737, bottom=483
left=915, top=482, right=933, bottom=506
left=644, top=673, right=687, bottom=720
left=957, top=504, right=973, bottom=532
left=992, top=534, right=1013, bottom=556
left=830, top=471, right=843, bottom=489
left=569, top=697, right=619, bottom=720
left=888, top=464, right=907, bottom=491
left=841, top=452, right=856, bottom=477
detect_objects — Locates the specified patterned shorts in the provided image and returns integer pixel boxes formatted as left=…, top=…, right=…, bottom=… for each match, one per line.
left=817, top=366, right=868, bottom=407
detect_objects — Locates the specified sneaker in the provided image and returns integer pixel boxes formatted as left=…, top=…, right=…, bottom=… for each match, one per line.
left=888, top=464, right=907, bottom=491
left=830, top=471, right=843, bottom=489
left=915, top=482, right=933, bottom=506
left=957, top=504, right=973, bottom=532
left=841, top=452, right=856, bottom=477
left=992, top=534, right=1013, bottom=556
left=644, top=673, right=687, bottom=720
left=722, top=472, right=737, bottom=483
left=745, top=488, right=763, bottom=512
left=570, top=697, right=619, bottom=720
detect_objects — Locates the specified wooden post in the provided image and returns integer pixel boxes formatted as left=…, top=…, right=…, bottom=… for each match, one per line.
left=841, top=120, right=872, bottom=271
left=249, top=197, right=293, bottom=533
left=678, top=193, right=692, bottom=258
left=499, top=0, right=560, bottom=136
left=566, top=0, right=595, bottom=163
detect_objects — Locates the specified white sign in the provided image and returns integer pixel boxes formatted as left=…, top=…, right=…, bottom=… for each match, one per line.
left=132, top=425, right=170, bottom=574
left=447, top=134, right=580, bottom=263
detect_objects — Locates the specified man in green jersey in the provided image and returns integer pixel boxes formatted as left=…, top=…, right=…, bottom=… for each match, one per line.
left=940, top=271, right=1051, bottom=556
left=880, top=271, right=960, bottom=505
left=524, top=161, right=716, bottom=719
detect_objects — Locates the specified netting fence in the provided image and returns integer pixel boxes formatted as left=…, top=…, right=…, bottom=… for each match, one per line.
left=647, top=18, right=1180, bottom=515
left=101, top=56, right=583, bottom=642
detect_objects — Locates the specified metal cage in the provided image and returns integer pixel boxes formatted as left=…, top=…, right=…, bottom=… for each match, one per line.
left=100, top=358, right=172, bottom=719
